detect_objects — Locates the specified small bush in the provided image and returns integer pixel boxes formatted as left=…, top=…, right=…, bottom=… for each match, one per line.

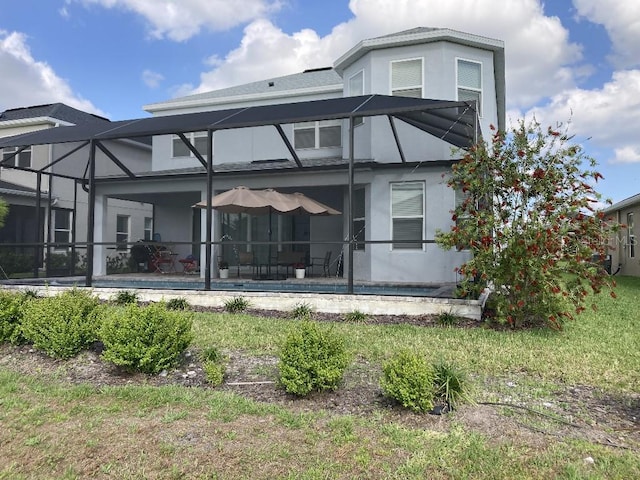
left=291, top=302, right=313, bottom=320
left=433, top=360, right=471, bottom=409
left=166, top=297, right=190, bottom=311
left=99, top=303, right=193, bottom=374
left=344, top=310, right=367, bottom=323
left=224, top=296, right=250, bottom=313
left=203, top=360, right=225, bottom=386
left=278, top=321, right=350, bottom=396
left=435, top=311, right=458, bottom=327
left=0, top=291, right=29, bottom=344
left=380, top=350, right=436, bottom=413
left=112, top=290, right=139, bottom=306
left=21, top=289, right=101, bottom=359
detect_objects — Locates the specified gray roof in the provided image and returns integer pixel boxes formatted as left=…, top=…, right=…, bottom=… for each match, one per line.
left=146, top=68, right=342, bottom=109
left=371, top=27, right=440, bottom=40
left=0, top=103, right=109, bottom=125
left=604, top=193, right=640, bottom=213
left=0, top=179, right=48, bottom=198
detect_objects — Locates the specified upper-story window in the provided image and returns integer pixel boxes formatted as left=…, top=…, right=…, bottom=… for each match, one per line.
left=294, top=120, right=341, bottom=149
left=1, top=146, right=32, bottom=168
left=172, top=132, right=208, bottom=158
left=628, top=212, right=635, bottom=259
left=457, top=59, right=482, bottom=116
left=391, top=58, right=423, bottom=98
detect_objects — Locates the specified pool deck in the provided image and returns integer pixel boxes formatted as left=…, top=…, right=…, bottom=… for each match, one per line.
left=1, top=273, right=486, bottom=320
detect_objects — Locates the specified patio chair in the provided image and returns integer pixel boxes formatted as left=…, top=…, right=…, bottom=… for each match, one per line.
left=150, top=247, right=175, bottom=273
left=308, top=250, right=332, bottom=277
left=236, top=251, right=256, bottom=278
left=178, top=254, right=198, bottom=274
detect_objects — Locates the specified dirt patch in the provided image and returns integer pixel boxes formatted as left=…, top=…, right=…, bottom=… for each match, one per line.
left=1, top=308, right=638, bottom=452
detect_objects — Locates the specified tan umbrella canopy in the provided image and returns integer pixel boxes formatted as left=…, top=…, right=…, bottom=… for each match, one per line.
left=194, top=186, right=341, bottom=215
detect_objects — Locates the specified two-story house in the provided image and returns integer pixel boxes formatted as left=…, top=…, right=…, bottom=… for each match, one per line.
left=0, top=27, right=505, bottom=287
left=0, top=103, right=153, bottom=276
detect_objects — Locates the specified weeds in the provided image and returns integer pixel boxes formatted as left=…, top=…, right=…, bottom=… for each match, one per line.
left=291, top=302, right=314, bottom=320
left=111, top=290, right=138, bottom=306
left=224, top=296, right=250, bottom=313
left=344, top=310, right=367, bottom=323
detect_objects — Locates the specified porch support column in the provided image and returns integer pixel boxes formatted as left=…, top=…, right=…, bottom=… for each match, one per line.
left=204, top=129, right=213, bottom=290
left=71, top=180, right=78, bottom=275
left=347, top=117, right=355, bottom=294
left=33, top=172, right=42, bottom=278
left=85, top=140, right=96, bottom=286
left=92, top=194, right=108, bottom=276
left=46, top=176, right=53, bottom=273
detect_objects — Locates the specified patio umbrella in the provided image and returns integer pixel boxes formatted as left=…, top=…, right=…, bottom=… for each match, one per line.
left=194, top=186, right=340, bottom=277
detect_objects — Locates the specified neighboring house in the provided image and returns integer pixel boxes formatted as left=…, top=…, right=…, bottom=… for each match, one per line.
left=605, top=193, right=640, bottom=277
left=0, top=27, right=505, bottom=286
left=0, top=103, right=153, bottom=275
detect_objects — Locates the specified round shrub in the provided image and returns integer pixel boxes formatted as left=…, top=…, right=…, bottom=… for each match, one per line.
left=203, top=360, right=225, bottom=386
left=380, top=349, right=436, bottom=413
left=99, top=302, right=193, bottom=374
left=0, top=291, right=29, bottom=345
left=278, top=321, right=350, bottom=396
left=21, top=289, right=101, bottom=359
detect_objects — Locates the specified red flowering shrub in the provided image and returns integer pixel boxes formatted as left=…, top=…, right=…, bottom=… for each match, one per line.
left=436, top=119, right=620, bottom=329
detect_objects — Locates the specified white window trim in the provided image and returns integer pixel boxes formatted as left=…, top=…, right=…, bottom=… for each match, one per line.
left=144, top=216, right=153, bottom=241
left=52, top=208, right=72, bottom=252
left=1, top=146, right=32, bottom=168
left=389, top=57, right=423, bottom=98
left=456, top=57, right=483, bottom=117
left=171, top=131, right=209, bottom=159
left=293, top=120, right=342, bottom=150
left=116, top=215, right=130, bottom=250
left=390, top=181, right=426, bottom=251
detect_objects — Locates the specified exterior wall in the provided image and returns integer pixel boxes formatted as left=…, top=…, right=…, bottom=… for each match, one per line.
left=611, top=204, right=640, bottom=277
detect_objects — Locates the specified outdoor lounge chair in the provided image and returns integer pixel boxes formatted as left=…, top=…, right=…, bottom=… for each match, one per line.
left=236, top=251, right=256, bottom=278
left=308, top=251, right=332, bottom=277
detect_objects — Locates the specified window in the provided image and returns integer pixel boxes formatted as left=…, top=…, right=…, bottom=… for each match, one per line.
left=53, top=209, right=72, bottom=251
left=144, top=217, right=153, bottom=241
left=353, top=188, right=366, bottom=250
left=172, top=132, right=208, bottom=158
left=348, top=71, right=365, bottom=126
left=1, top=146, right=32, bottom=168
left=294, top=120, right=341, bottom=149
left=457, top=59, right=482, bottom=115
left=116, top=215, right=130, bottom=250
left=391, top=58, right=422, bottom=98
left=391, top=182, right=424, bottom=249
left=454, top=189, right=472, bottom=250
left=628, top=212, right=635, bottom=258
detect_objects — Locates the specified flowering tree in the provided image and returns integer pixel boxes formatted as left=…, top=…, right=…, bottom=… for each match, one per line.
left=436, top=120, right=619, bottom=329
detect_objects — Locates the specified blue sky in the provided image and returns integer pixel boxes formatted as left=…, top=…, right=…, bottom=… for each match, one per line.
left=1, top=0, right=639, bottom=204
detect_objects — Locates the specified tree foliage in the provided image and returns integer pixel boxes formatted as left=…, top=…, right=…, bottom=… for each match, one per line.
left=0, top=197, right=8, bottom=228
left=436, top=120, right=619, bottom=329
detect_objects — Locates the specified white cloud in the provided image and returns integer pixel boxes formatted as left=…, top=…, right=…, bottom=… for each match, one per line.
left=187, top=0, right=585, bottom=111
left=573, top=0, right=640, bottom=69
left=72, top=0, right=282, bottom=41
left=525, top=70, right=640, bottom=163
left=0, top=30, right=104, bottom=116
left=142, top=69, right=164, bottom=88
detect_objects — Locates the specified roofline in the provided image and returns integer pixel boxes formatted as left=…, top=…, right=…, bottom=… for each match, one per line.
left=603, top=192, right=640, bottom=213
left=0, top=187, right=49, bottom=198
left=0, top=116, right=75, bottom=128
left=145, top=83, right=344, bottom=114
left=333, top=28, right=506, bottom=130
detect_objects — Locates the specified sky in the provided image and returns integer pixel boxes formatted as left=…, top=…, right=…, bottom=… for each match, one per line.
left=0, top=0, right=639, bottom=204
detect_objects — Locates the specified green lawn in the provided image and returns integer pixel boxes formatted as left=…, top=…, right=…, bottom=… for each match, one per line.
left=0, top=276, right=638, bottom=479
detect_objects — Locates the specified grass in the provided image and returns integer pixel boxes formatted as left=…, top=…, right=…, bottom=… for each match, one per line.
left=1, top=276, right=639, bottom=478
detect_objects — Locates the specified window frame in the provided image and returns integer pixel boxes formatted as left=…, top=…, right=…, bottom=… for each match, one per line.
left=116, top=215, right=130, bottom=251
left=144, top=216, right=153, bottom=241
left=390, top=57, right=423, bottom=98
left=390, top=181, right=425, bottom=251
left=293, top=120, right=342, bottom=150
left=171, top=131, right=209, bottom=159
left=456, top=58, right=483, bottom=117
left=1, top=146, right=32, bottom=168
left=52, top=208, right=73, bottom=252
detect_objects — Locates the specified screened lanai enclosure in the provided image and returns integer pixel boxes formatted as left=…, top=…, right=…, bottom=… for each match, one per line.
left=0, top=95, right=480, bottom=294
